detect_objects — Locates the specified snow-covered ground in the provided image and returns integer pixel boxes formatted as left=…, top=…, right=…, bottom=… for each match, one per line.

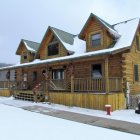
left=0, top=97, right=140, bottom=124
left=0, top=101, right=140, bottom=140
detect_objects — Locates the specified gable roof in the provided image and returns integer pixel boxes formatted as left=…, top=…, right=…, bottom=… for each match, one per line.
left=79, top=13, right=120, bottom=40
left=16, top=39, right=40, bottom=55
left=38, top=26, right=86, bottom=55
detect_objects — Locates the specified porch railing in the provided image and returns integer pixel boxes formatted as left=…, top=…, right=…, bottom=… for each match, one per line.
left=74, top=78, right=105, bottom=92
left=0, top=81, right=18, bottom=89
left=0, top=77, right=122, bottom=93
left=74, top=77, right=122, bottom=92
left=0, top=81, right=9, bottom=89
left=48, top=77, right=122, bottom=92
left=49, top=79, right=71, bottom=91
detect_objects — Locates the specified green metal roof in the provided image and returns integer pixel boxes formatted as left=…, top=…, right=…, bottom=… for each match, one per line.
left=22, top=39, right=40, bottom=52
left=50, top=27, right=75, bottom=45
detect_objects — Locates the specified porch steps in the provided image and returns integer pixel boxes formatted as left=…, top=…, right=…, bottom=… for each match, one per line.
left=14, top=92, right=34, bottom=101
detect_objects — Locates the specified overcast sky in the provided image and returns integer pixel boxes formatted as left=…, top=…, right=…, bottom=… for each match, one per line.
left=0, top=0, right=140, bottom=64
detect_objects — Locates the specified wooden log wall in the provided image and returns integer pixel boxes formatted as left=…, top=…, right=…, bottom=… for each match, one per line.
left=122, top=28, right=140, bottom=94
left=108, top=54, right=122, bottom=77
left=74, top=59, right=105, bottom=78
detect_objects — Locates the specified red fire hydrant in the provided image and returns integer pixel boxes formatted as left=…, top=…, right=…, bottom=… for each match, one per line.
left=105, top=104, right=111, bottom=115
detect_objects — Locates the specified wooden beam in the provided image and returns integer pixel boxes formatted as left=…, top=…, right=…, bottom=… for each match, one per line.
left=105, top=57, right=109, bottom=93
left=71, top=75, right=74, bottom=93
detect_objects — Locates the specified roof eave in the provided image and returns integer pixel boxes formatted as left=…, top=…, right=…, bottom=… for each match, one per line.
left=111, top=46, right=130, bottom=55
left=15, top=40, right=24, bottom=55
left=0, top=51, right=111, bottom=71
left=35, top=26, right=51, bottom=58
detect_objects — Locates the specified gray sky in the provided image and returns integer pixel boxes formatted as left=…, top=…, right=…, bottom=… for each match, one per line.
left=0, top=0, right=140, bottom=64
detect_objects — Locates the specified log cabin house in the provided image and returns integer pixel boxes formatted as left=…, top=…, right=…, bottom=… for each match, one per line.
left=0, top=13, right=140, bottom=111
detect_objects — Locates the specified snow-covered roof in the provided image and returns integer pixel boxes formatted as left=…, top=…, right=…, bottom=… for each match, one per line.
left=23, top=40, right=40, bottom=53
left=49, top=27, right=86, bottom=54
left=93, top=13, right=121, bottom=39
left=1, top=15, right=139, bottom=71
left=16, top=39, right=40, bottom=55
left=113, top=18, right=139, bottom=50
left=79, top=13, right=121, bottom=39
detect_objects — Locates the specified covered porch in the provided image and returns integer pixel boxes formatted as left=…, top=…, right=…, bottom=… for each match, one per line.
left=0, top=55, right=123, bottom=93
left=0, top=55, right=125, bottom=110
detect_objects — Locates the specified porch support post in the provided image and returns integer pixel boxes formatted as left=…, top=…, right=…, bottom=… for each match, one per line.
left=105, top=57, right=109, bottom=93
left=71, top=75, right=74, bottom=93
left=46, top=68, right=50, bottom=101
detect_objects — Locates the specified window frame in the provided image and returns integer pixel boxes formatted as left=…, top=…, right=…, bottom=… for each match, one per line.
left=52, top=69, right=64, bottom=80
left=91, top=33, right=101, bottom=47
left=136, top=35, right=140, bottom=51
left=23, top=52, right=28, bottom=60
left=134, top=64, right=139, bottom=82
left=23, top=73, right=28, bottom=82
left=47, top=42, right=59, bottom=56
left=91, top=64, right=102, bottom=79
left=32, top=71, right=37, bottom=81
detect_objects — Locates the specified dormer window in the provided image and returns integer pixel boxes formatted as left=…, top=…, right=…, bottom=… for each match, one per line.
left=91, top=33, right=101, bottom=47
left=136, top=35, right=140, bottom=51
left=23, top=52, right=27, bottom=60
left=48, top=42, right=59, bottom=56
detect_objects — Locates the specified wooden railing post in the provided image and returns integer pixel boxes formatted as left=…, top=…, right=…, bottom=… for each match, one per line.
left=71, top=75, right=74, bottom=93
left=4, top=82, right=5, bottom=89
left=121, top=78, right=124, bottom=92
left=8, top=80, right=10, bottom=89
left=105, top=57, right=109, bottom=93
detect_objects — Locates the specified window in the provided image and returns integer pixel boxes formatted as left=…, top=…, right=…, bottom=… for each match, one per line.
left=136, top=35, right=140, bottom=51
left=32, top=71, right=37, bottom=81
left=134, top=65, right=139, bottom=82
left=91, top=33, right=101, bottom=47
left=6, top=71, right=10, bottom=80
left=23, top=52, right=27, bottom=60
left=48, top=43, right=59, bottom=56
left=23, top=73, right=27, bottom=82
left=92, top=64, right=102, bottom=79
left=52, top=69, right=64, bottom=80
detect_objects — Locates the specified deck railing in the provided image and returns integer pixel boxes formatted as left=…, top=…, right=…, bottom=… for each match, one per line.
left=48, top=77, right=122, bottom=92
left=0, top=81, right=9, bottom=89
left=0, top=77, right=122, bottom=93
left=49, top=79, right=71, bottom=91
left=73, top=77, right=122, bottom=92
left=74, top=78, right=105, bottom=92
left=0, top=81, right=17, bottom=89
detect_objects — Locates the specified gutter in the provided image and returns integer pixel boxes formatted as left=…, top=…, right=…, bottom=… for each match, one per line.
left=0, top=51, right=111, bottom=71
left=0, top=46, right=131, bottom=71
